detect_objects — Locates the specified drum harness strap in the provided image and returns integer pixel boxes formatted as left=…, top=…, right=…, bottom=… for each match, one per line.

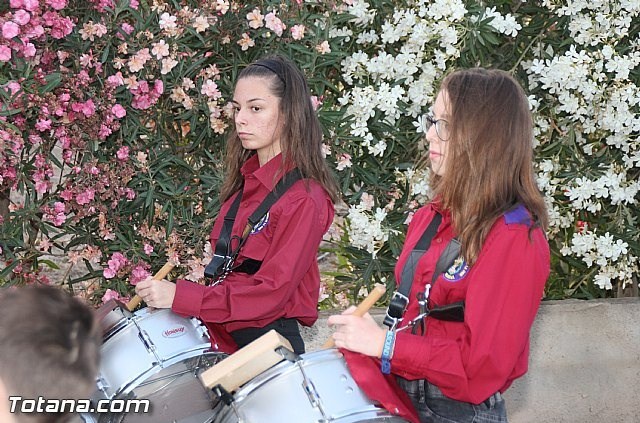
left=203, top=168, right=303, bottom=286
left=383, top=212, right=464, bottom=336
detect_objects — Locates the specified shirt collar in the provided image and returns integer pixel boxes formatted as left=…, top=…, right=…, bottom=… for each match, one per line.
left=240, top=153, right=286, bottom=191
left=429, top=196, right=450, bottom=219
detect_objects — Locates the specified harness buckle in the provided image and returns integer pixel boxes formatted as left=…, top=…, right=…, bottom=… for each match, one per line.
left=383, top=291, right=409, bottom=328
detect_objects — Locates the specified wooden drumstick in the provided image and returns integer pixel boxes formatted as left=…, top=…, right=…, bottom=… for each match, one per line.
left=322, top=283, right=386, bottom=349
left=125, top=262, right=175, bottom=311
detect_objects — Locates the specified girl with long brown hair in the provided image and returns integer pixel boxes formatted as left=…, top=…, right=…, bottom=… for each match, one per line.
left=136, top=55, right=337, bottom=354
left=329, top=68, right=550, bottom=423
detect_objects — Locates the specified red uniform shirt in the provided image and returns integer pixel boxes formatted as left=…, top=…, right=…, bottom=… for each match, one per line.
left=171, top=154, right=334, bottom=352
left=344, top=201, right=549, bottom=418
left=393, top=202, right=550, bottom=403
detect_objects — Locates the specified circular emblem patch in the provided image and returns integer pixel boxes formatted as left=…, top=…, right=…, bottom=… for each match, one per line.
left=250, top=212, right=270, bottom=234
left=443, top=256, right=469, bottom=282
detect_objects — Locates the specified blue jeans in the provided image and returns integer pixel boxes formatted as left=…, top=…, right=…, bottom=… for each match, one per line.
left=396, top=377, right=508, bottom=423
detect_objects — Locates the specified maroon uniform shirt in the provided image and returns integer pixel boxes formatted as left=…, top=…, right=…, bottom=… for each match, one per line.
left=172, top=154, right=334, bottom=353
left=344, top=201, right=549, bottom=420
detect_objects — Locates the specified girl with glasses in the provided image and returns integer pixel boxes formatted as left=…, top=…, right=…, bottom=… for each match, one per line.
left=329, top=68, right=550, bottom=423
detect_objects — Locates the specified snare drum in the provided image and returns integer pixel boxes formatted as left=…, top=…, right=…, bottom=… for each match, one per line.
left=85, top=307, right=226, bottom=423
left=209, top=349, right=408, bottom=422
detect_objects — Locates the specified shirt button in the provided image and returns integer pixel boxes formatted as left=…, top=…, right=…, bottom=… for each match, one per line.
left=435, top=237, right=442, bottom=243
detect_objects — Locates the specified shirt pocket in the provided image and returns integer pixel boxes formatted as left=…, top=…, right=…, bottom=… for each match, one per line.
left=238, top=220, right=273, bottom=262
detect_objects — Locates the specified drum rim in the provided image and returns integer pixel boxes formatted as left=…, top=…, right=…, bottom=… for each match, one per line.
left=233, top=348, right=343, bottom=399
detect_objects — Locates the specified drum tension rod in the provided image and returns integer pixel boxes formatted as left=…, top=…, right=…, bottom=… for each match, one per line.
left=275, top=346, right=301, bottom=363
left=212, top=384, right=235, bottom=406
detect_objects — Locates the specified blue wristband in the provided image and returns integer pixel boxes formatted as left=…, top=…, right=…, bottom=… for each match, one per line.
left=380, top=330, right=396, bottom=375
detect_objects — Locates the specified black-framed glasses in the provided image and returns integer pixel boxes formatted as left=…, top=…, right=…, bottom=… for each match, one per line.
left=422, top=114, right=450, bottom=141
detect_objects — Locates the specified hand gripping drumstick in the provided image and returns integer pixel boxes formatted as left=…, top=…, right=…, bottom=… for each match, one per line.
left=125, top=262, right=175, bottom=311
left=322, top=283, right=386, bottom=349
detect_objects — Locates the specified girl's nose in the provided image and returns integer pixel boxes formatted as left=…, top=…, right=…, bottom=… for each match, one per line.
left=234, top=108, right=245, bottom=125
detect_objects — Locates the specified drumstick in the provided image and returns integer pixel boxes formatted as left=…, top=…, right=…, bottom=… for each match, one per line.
left=322, top=283, right=386, bottom=349
left=125, top=262, right=175, bottom=311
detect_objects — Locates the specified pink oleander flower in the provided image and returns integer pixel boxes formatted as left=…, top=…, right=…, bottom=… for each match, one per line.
left=112, top=104, right=126, bottom=118
left=23, top=0, right=39, bottom=12
left=10, top=0, right=24, bottom=8
left=124, top=188, right=135, bottom=200
left=121, top=22, right=134, bottom=35
left=25, top=23, right=44, bottom=39
left=321, top=143, right=331, bottom=158
left=159, top=12, right=177, bottom=31
left=193, top=16, right=209, bottom=33
left=45, top=201, right=67, bottom=226
left=116, top=146, right=129, bottom=160
left=336, top=153, right=352, bottom=171
left=161, top=57, right=178, bottom=75
left=76, top=188, right=95, bottom=205
left=151, top=40, right=170, bottom=59
left=35, top=119, right=52, bottom=131
left=291, top=24, right=305, bottom=40
left=216, top=0, right=229, bottom=14
left=246, top=8, right=263, bottom=29
left=6, top=81, right=21, bottom=95
left=106, top=72, right=125, bottom=87
left=130, top=79, right=163, bottom=110
left=13, top=10, right=31, bottom=26
left=237, top=33, right=254, bottom=51
left=37, top=237, right=52, bottom=253
left=98, top=124, right=112, bottom=139
left=2, top=21, right=20, bottom=39
left=316, top=40, right=331, bottom=54
left=71, top=99, right=96, bottom=117
left=311, top=95, right=322, bottom=111
left=101, top=288, right=124, bottom=302
left=60, top=189, right=73, bottom=200
left=21, top=42, right=36, bottom=57
left=46, top=0, right=68, bottom=11
left=44, top=12, right=74, bottom=39
left=0, top=46, right=11, bottom=62
left=130, top=264, right=150, bottom=285
left=35, top=180, right=50, bottom=194
left=201, top=79, right=222, bottom=99
left=265, top=12, right=286, bottom=36
left=143, top=243, right=154, bottom=255
left=128, top=48, right=151, bottom=73
left=106, top=252, right=129, bottom=277
left=129, top=0, right=139, bottom=9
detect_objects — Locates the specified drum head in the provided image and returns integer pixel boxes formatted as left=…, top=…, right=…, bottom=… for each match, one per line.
left=97, top=352, right=226, bottom=423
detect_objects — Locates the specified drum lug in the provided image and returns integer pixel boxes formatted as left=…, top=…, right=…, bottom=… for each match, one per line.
left=298, top=362, right=329, bottom=421
left=275, top=345, right=300, bottom=363
left=193, top=321, right=209, bottom=339
left=96, top=375, right=110, bottom=394
left=138, top=329, right=162, bottom=364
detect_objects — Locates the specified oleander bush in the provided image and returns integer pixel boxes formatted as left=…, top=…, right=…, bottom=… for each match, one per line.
left=1, top=0, right=638, bottom=307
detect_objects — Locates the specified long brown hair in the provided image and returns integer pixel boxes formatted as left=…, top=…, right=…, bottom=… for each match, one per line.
left=430, top=68, right=548, bottom=264
left=220, top=55, right=338, bottom=203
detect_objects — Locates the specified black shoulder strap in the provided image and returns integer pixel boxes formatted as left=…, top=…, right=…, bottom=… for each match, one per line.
left=203, top=168, right=303, bottom=281
left=431, top=238, right=461, bottom=285
left=242, top=168, right=303, bottom=238
left=204, top=191, right=243, bottom=279
left=384, top=213, right=442, bottom=328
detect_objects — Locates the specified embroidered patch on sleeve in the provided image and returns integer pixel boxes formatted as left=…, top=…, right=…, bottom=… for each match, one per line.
left=250, top=212, right=270, bottom=234
left=443, top=256, right=470, bottom=282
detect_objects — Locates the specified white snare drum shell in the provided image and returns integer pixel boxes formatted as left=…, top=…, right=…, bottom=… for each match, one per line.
left=211, top=349, right=409, bottom=423
left=93, top=308, right=211, bottom=400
